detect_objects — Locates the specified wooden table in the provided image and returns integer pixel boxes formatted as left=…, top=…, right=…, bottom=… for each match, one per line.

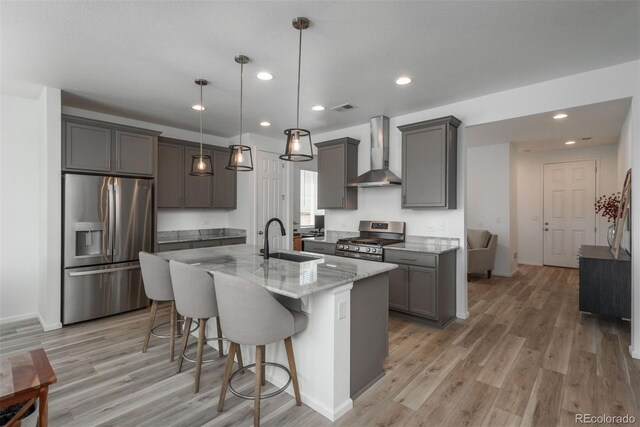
left=0, top=348, right=57, bottom=427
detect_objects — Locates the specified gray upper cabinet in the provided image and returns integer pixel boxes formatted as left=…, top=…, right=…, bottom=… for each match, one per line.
left=184, top=147, right=213, bottom=208
left=63, top=116, right=159, bottom=176
left=156, top=137, right=236, bottom=209
left=315, top=137, right=359, bottom=209
left=115, top=131, right=154, bottom=175
left=157, top=142, right=184, bottom=208
left=212, top=148, right=237, bottom=209
left=64, top=121, right=112, bottom=172
left=398, top=116, right=460, bottom=209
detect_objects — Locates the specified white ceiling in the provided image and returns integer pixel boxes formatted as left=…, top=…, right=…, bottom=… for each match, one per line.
left=466, top=98, right=632, bottom=152
left=2, top=1, right=639, bottom=139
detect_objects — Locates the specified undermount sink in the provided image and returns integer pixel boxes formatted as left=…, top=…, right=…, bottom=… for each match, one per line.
left=264, top=252, right=321, bottom=263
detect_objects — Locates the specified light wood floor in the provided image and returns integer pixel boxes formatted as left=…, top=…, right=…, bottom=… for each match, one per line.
left=1, top=265, right=638, bottom=426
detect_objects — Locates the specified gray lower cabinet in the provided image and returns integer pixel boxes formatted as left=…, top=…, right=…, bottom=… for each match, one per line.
left=302, top=240, right=336, bottom=255
left=63, top=115, right=159, bottom=176
left=157, top=237, right=246, bottom=252
left=388, top=264, right=409, bottom=311
left=385, top=249, right=456, bottom=327
left=157, top=137, right=236, bottom=209
left=578, top=245, right=630, bottom=318
left=398, top=116, right=460, bottom=209
left=315, top=138, right=359, bottom=209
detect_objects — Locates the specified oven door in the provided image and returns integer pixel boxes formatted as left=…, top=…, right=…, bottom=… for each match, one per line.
left=335, top=250, right=382, bottom=262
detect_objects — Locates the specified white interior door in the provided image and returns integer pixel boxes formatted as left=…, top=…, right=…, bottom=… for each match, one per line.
left=543, top=160, right=596, bottom=268
left=256, top=150, right=287, bottom=251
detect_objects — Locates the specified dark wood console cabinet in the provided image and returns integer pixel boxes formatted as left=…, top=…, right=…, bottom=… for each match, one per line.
left=578, top=245, right=631, bottom=319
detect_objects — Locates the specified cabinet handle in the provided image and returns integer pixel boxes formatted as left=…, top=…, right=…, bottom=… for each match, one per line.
left=341, top=196, right=344, bottom=206
left=107, top=157, right=111, bottom=170
left=400, top=257, right=417, bottom=262
left=402, top=194, right=406, bottom=204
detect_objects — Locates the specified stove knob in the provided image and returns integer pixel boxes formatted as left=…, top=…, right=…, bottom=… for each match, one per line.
left=337, top=244, right=343, bottom=250
left=354, top=246, right=360, bottom=252
left=365, top=247, right=371, bottom=253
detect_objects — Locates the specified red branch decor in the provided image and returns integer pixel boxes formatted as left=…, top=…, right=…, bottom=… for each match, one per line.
left=594, top=192, right=621, bottom=223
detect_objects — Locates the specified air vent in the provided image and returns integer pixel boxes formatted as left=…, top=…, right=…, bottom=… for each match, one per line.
left=331, top=103, right=357, bottom=112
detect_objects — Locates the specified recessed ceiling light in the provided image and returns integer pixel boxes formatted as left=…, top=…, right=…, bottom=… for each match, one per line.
left=311, top=105, right=325, bottom=111
left=395, top=76, right=412, bottom=85
left=553, top=113, right=568, bottom=119
left=565, top=140, right=576, bottom=145
left=191, top=104, right=205, bottom=111
left=260, top=121, right=271, bottom=127
left=256, top=72, right=273, bottom=81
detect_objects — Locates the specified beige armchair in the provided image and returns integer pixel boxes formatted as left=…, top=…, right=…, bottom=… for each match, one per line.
left=467, top=229, right=498, bottom=279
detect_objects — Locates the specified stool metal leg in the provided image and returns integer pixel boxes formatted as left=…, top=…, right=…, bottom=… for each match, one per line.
left=254, top=345, right=263, bottom=427
left=142, top=300, right=159, bottom=353
left=194, top=318, right=207, bottom=393
left=216, top=317, right=224, bottom=359
left=218, top=342, right=237, bottom=412
left=284, top=337, right=301, bottom=406
left=178, top=317, right=192, bottom=373
left=169, top=301, right=176, bottom=362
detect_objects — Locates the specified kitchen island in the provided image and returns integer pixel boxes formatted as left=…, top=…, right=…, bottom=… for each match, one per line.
left=157, top=244, right=397, bottom=421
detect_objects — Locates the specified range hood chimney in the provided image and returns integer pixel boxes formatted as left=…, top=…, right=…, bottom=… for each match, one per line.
left=347, top=116, right=402, bottom=187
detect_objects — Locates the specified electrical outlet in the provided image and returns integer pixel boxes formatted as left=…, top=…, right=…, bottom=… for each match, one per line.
left=426, top=224, right=435, bottom=232
left=438, top=222, right=445, bottom=231
left=338, top=300, right=347, bottom=320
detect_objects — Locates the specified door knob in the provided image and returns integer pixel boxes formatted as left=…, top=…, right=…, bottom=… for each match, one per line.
left=544, top=228, right=549, bottom=231
left=544, top=222, right=549, bottom=225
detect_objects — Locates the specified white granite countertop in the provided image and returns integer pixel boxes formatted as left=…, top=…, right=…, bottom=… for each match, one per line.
left=386, top=242, right=460, bottom=254
left=156, top=244, right=397, bottom=299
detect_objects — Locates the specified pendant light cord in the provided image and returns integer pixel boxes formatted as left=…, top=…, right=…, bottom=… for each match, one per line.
left=296, top=25, right=302, bottom=129
left=239, top=61, right=244, bottom=146
left=199, top=83, right=204, bottom=158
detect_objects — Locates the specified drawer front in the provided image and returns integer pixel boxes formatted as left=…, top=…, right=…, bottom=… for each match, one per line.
left=303, top=241, right=336, bottom=255
left=384, top=250, right=437, bottom=267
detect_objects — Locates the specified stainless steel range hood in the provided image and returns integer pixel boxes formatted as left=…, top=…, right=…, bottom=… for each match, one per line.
left=347, top=116, right=401, bottom=187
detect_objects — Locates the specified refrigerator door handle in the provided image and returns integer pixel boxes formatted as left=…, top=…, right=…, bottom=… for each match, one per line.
left=68, top=265, right=140, bottom=277
left=108, top=183, right=115, bottom=258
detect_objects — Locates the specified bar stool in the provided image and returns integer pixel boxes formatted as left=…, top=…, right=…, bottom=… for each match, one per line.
left=169, top=260, right=243, bottom=393
left=213, top=271, right=307, bottom=427
left=140, top=252, right=182, bottom=362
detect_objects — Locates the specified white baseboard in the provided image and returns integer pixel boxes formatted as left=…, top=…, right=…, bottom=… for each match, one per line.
left=517, top=261, right=543, bottom=266
left=37, top=313, right=62, bottom=331
left=456, top=311, right=469, bottom=320
left=0, top=312, right=38, bottom=325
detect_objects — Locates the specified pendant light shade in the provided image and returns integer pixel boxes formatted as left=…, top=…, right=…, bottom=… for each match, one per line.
left=226, top=55, right=254, bottom=171
left=190, top=79, right=214, bottom=176
left=280, top=17, right=313, bottom=162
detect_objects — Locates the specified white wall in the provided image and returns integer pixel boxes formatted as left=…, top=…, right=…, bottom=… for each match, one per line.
left=517, top=144, right=619, bottom=265
left=0, top=94, right=41, bottom=322
left=617, top=106, right=633, bottom=183
left=62, top=106, right=233, bottom=232
left=467, top=143, right=515, bottom=276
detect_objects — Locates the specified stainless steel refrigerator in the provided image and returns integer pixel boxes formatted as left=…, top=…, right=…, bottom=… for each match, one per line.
left=63, top=174, right=152, bottom=324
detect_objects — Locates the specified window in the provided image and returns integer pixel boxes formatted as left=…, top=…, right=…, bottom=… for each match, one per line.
left=300, top=170, right=324, bottom=227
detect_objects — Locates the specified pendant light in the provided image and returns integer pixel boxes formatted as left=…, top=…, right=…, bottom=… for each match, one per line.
left=189, top=79, right=214, bottom=176
left=226, top=55, right=254, bottom=171
left=280, top=17, right=313, bottom=162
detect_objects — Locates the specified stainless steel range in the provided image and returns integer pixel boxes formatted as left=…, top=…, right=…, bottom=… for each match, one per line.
left=335, top=220, right=405, bottom=261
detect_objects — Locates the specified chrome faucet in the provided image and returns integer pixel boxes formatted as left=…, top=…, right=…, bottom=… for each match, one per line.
left=263, top=217, right=286, bottom=259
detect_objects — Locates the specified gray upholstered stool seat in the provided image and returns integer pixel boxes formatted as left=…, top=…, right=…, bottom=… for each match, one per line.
left=139, top=252, right=182, bottom=362
left=213, top=271, right=307, bottom=427
left=169, top=260, right=243, bottom=393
